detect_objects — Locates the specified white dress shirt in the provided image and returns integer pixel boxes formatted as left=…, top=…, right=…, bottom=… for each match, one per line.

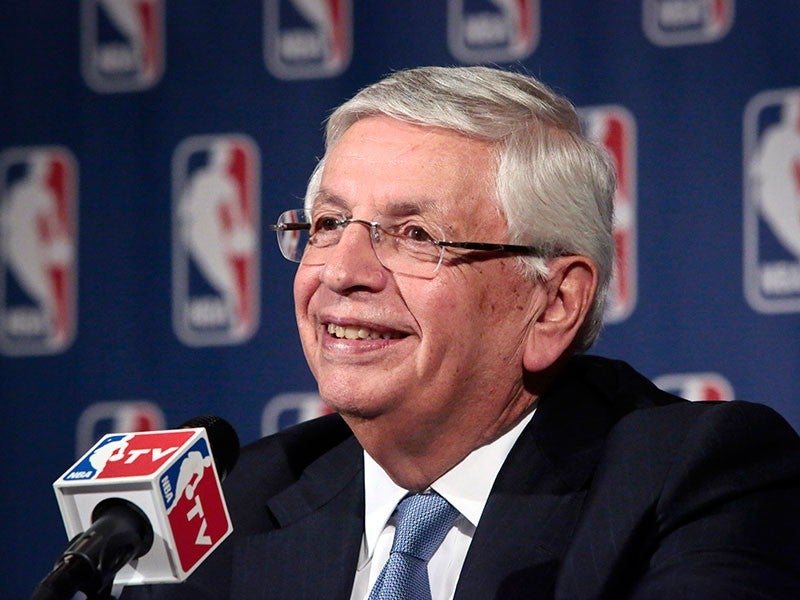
left=349, top=410, right=535, bottom=600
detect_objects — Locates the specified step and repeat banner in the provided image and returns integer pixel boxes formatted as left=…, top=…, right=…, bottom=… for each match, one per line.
left=2, top=1, right=799, bottom=596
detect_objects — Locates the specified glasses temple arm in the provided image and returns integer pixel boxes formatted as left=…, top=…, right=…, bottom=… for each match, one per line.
left=269, top=223, right=311, bottom=231
left=435, top=240, right=547, bottom=255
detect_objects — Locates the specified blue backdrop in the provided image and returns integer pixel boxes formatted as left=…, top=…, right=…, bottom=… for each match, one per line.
left=2, top=1, right=799, bottom=597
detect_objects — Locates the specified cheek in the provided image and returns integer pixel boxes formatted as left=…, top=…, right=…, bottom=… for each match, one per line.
left=471, top=264, right=514, bottom=314
left=293, top=268, right=318, bottom=324
left=292, top=270, right=322, bottom=370
left=405, top=276, right=459, bottom=320
left=410, top=274, right=490, bottom=351
left=471, top=267, right=538, bottom=346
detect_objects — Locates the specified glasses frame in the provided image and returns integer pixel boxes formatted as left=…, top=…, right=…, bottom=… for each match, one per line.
left=269, top=209, right=554, bottom=275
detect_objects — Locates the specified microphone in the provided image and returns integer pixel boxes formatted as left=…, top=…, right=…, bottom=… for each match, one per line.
left=31, top=416, right=240, bottom=600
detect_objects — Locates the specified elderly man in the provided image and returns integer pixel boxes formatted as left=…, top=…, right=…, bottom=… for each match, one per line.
left=125, top=66, right=800, bottom=599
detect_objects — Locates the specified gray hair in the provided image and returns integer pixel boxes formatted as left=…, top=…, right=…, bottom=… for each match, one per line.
left=305, top=66, right=616, bottom=351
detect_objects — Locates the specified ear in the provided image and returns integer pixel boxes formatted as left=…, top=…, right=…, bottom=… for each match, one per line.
left=522, top=256, right=598, bottom=373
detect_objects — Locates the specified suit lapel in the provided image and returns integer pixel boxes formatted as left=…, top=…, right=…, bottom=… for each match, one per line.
left=454, top=358, right=628, bottom=599
left=231, top=436, right=365, bottom=600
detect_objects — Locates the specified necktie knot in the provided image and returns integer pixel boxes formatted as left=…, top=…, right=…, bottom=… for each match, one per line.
left=391, top=492, right=460, bottom=561
left=368, top=492, right=460, bottom=600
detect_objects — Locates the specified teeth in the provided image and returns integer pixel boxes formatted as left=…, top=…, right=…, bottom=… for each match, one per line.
left=327, top=323, right=398, bottom=340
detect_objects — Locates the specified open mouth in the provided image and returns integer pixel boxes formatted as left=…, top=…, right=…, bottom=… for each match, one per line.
left=326, top=323, right=404, bottom=340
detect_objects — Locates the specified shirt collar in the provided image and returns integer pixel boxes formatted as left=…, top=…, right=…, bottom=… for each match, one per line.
left=362, top=409, right=535, bottom=559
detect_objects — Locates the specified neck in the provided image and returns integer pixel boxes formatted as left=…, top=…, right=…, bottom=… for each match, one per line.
left=343, top=395, right=537, bottom=491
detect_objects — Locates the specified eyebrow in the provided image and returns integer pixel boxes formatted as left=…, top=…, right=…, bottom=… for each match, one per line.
left=381, top=199, right=441, bottom=218
left=312, top=190, right=444, bottom=220
left=310, top=191, right=349, bottom=212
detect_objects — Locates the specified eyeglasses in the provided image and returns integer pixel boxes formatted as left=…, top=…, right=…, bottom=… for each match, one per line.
left=269, top=208, right=551, bottom=278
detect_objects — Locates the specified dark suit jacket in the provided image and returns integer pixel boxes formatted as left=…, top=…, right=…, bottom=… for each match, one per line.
left=122, top=356, right=800, bottom=599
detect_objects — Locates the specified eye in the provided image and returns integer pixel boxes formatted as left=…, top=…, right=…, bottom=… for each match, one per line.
left=311, top=213, right=344, bottom=233
left=399, top=224, right=436, bottom=243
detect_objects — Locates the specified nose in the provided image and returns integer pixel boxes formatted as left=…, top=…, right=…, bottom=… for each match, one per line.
left=318, top=220, right=388, bottom=293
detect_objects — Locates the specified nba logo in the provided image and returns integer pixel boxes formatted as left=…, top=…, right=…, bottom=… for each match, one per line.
left=0, top=146, right=78, bottom=356
left=160, top=437, right=231, bottom=572
left=581, top=106, right=638, bottom=324
left=448, top=0, right=539, bottom=63
left=264, top=0, right=352, bottom=80
left=643, top=0, right=734, bottom=46
left=743, top=88, right=800, bottom=314
left=172, top=135, right=260, bottom=346
left=261, top=392, right=330, bottom=435
left=654, top=372, right=734, bottom=401
left=81, top=0, right=165, bottom=93
left=71, top=430, right=195, bottom=480
left=75, top=400, right=166, bottom=458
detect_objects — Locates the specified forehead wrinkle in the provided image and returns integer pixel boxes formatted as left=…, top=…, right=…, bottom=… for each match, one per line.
left=312, top=186, right=452, bottom=226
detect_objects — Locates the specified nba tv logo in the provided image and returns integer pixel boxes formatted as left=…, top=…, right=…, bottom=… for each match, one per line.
left=161, top=436, right=232, bottom=573
left=75, top=400, right=166, bottom=458
left=0, top=146, right=78, bottom=356
left=172, top=135, right=260, bottom=346
left=581, top=106, right=638, bottom=324
left=643, top=0, right=734, bottom=46
left=448, top=0, right=539, bottom=63
left=743, top=88, right=800, bottom=313
left=81, top=0, right=165, bottom=93
left=264, top=0, right=352, bottom=80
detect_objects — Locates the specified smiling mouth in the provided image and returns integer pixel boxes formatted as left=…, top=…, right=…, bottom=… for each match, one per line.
left=326, top=323, right=404, bottom=340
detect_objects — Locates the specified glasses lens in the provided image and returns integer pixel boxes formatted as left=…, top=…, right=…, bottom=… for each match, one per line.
left=275, top=209, right=345, bottom=265
left=373, top=217, right=445, bottom=278
left=275, top=209, right=311, bottom=263
left=273, top=210, right=446, bottom=277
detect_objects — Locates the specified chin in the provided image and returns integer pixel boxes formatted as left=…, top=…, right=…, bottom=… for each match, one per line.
left=319, top=386, right=392, bottom=421
left=323, top=397, right=381, bottom=420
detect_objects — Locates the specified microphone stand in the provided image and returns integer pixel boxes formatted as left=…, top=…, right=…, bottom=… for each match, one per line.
left=31, top=499, right=154, bottom=600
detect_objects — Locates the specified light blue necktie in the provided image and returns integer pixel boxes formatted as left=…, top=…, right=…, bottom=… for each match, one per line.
left=368, top=492, right=460, bottom=600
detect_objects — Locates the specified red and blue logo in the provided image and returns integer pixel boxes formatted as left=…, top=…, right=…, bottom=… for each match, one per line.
left=643, top=0, right=734, bottom=46
left=81, top=0, right=165, bottom=93
left=0, top=146, right=78, bottom=356
left=264, top=0, right=352, bottom=80
left=261, top=392, right=331, bottom=435
left=75, top=400, right=166, bottom=458
left=172, top=135, right=261, bottom=346
left=654, top=372, right=734, bottom=401
left=448, top=0, right=539, bottom=63
left=64, top=430, right=195, bottom=481
left=580, top=106, right=638, bottom=324
left=159, top=438, right=230, bottom=571
left=743, top=88, right=800, bottom=314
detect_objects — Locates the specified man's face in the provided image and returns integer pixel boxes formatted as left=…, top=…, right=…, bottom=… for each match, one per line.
left=294, top=116, right=546, bottom=445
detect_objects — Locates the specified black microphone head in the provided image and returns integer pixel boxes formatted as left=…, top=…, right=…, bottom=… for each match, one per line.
left=180, top=416, right=240, bottom=481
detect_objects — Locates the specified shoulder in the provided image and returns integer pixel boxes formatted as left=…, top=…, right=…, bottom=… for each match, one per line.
left=550, top=355, right=800, bottom=504
left=222, top=413, right=357, bottom=530
left=607, top=397, right=800, bottom=462
left=604, top=399, right=800, bottom=510
left=559, top=355, right=800, bottom=444
left=560, top=380, right=800, bottom=597
left=235, top=411, right=354, bottom=477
